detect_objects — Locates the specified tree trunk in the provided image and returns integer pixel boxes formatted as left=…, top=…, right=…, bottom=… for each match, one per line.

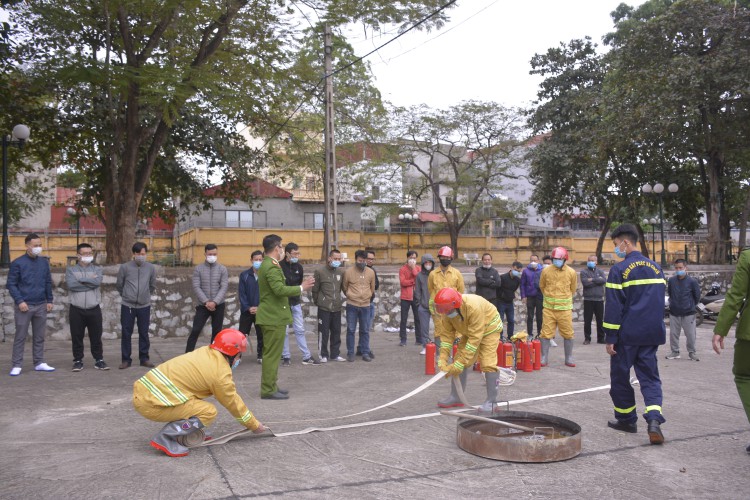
left=703, top=150, right=725, bottom=264
left=595, top=216, right=612, bottom=263
left=739, top=185, right=750, bottom=249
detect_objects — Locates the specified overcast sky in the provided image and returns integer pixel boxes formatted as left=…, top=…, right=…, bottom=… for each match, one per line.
left=345, top=0, right=645, bottom=110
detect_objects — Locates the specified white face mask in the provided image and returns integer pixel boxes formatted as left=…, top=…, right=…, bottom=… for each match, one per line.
left=483, top=264, right=492, bottom=269
left=206, top=255, right=218, bottom=264
left=408, top=259, right=416, bottom=266
left=80, top=255, right=94, bottom=264
left=31, top=247, right=43, bottom=256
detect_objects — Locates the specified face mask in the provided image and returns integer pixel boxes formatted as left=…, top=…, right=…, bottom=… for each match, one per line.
left=31, top=247, right=43, bottom=256
left=134, top=255, right=146, bottom=264
left=439, top=259, right=452, bottom=267
left=483, top=264, right=492, bottom=269
left=529, top=262, right=538, bottom=269
left=676, top=270, right=686, bottom=277
left=446, top=310, right=459, bottom=318
left=206, top=255, right=217, bottom=264
left=587, top=262, right=596, bottom=269
left=614, top=243, right=627, bottom=259
left=356, top=262, right=366, bottom=270
left=553, top=259, right=564, bottom=268
left=511, top=270, right=521, bottom=278
left=290, top=257, right=299, bottom=264
left=330, top=260, right=341, bottom=268
left=80, top=256, right=94, bottom=264
left=231, top=357, right=241, bottom=370
left=408, top=259, right=416, bottom=266
left=423, top=264, right=433, bottom=271
left=252, top=261, right=262, bottom=270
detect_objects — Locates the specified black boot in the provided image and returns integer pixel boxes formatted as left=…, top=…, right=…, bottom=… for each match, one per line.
left=647, top=420, right=664, bottom=445
left=607, top=419, right=637, bottom=433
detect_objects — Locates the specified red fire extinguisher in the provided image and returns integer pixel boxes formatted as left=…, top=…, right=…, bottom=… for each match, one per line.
left=532, top=338, right=541, bottom=370
left=425, top=342, right=436, bottom=375
left=521, top=341, right=533, bottom=372
left=473, top=360, right=481, bottom=371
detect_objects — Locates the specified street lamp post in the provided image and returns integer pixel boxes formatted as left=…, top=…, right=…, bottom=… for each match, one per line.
left=1, top=124, right=31, bottom=268
left=398, top=212, right=414, bottom=251
left=66, top=207, right=89, bottom=248
left=642, top=217, right=658, bottom=260
left=641, top=182, right=679, bottom=267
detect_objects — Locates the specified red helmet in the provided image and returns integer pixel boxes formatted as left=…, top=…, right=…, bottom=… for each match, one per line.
left=433, top=288, right=463, bottom=314
left=210, top=329, right=248, bottom=356
left=551, top=247, right=569, bottom=261
left=437, top=246, right=453, bottom=258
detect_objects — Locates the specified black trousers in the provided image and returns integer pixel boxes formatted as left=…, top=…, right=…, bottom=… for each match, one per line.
left=70, top=305, right=103, bottom=361
left=318, top=309, right=342, bottom=359
left=583, top=300, right=605, bottom=342
left=526, top=296, right=543, bottom=336
left=239, top=310, right=264, bottom=359
left=185, top=303, right=225, bottom=352
left=399, top=299, right=421, bottom=344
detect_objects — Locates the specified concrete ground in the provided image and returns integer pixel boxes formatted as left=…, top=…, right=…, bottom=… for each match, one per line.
left=1, top=321, right=748, bottom=499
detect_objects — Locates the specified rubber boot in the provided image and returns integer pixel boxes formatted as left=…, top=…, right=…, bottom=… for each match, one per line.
left=479, top=371, right=500, bottom=413
left=437, top=370, right=468, bottom=408
left=540, top=338, right=550, bottom=366
left=564, top=338, right=576, bottom=367
left=150, top=417, right=205, bottom=457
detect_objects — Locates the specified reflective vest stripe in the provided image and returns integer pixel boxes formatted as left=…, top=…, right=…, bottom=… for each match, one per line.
left=138, top=377, right=174, bottom=407
left=483, top=313, right=503, bottom=336
left=465, top=343, right=477, bottom=353
left=644, top=405, right=662, bottom=414
left=603, top=322, right=621, bottom=330
left=236, top=410, right=254, bottom=424
left=622, top=278, right=667, bottom=287
left=454, top=361, right=465, bottom=371
left=543, top=295, right=573, bottom=310
left=440, top=342, right=452, bottom=349
left=606, top=282, right=623, bottom=290
left=150, top=369, right=189, bottom=404
left=614, top=405, right=636, bottom=414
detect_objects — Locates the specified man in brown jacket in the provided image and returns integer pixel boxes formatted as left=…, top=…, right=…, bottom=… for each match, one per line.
left=342, top=249, right=376, bottom=362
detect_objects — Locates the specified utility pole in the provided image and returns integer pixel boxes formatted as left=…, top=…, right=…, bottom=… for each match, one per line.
left=322, top=23, right=338, bottom=260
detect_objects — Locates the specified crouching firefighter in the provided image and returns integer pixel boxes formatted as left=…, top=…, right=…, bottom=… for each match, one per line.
left=433, top=288, right=510, bottom=412
left=132, top=328, right=267, bottom=457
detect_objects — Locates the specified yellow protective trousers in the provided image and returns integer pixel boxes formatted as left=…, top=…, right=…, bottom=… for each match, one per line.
left=456, top=329, right=501, bottom=373
left=540, top=308, right=574, bottom=340
left=133, top=382, right=218, bottom=427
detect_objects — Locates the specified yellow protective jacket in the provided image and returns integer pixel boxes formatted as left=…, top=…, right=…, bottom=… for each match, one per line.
left=439, top=294, right=503, bottom=370
left=539, top=264, right=577, bottom=311
left=135, top=347, right=259, bottom=430
left=427, top=265, right=465, bottom=300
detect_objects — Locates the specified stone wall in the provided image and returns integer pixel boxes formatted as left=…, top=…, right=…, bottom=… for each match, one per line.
left=0, top=266, right=738, bottom=341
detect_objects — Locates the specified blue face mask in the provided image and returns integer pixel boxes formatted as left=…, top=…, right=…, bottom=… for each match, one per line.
left=290, top=257, right=299, bottom=264
left=614, top=243, right=627, bottom=259
left=330, top=260, right=341, bottom=268
left=587, top=262, right=596, bottom=269
left=511, top=270, right=521, bottom=278
left=676, top=270, right=686, bottom=277
left=231, top=357, right=241, bottom=370
left=553, top=259, right=564, bottom=268
left=252, top=261, right=262, bottom=270
left=446, top=310, right=459, bottom=318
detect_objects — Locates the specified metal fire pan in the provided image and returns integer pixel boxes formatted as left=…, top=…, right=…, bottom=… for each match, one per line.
left=455, top=410, right=581, bottom=463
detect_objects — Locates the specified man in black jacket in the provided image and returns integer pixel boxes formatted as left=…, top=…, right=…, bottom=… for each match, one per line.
left=475, top=253, right=501, bottom=309
left=280, top=243, right=318, bottom=365
left=498, top=262, right=523, bottom=340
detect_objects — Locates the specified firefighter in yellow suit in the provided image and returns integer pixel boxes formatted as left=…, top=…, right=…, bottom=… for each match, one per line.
left=433, top=288, right=503, bottom=412
left=428, top=246, right=465, bottom=358
left=133, top=329, right=267, bottom=457
left=539, top=247, right=578, bottom=367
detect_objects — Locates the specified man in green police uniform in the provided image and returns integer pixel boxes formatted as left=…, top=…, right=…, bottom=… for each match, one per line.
left=256, top=234, right=315, bottom=400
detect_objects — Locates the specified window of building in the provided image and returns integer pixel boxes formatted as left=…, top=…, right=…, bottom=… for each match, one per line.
left=306, top=176, right=316, bottom=192
left=372, top=185, right=380, bottom=200
left=226, top=210, right=253, bottom=228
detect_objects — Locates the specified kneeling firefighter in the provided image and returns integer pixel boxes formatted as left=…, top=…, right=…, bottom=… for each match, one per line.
left=433, top=288, right=509, bottom=412
left=133, top=328, right=267, bottom=457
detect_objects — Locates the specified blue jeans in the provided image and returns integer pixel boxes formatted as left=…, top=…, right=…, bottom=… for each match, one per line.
left=497, top=301, right=514, bottom=339
left=283, top=304, right=311, bottom=359
left=121, top=305, right=151, bottom=363
left=346, top=304, right=371, bottom=356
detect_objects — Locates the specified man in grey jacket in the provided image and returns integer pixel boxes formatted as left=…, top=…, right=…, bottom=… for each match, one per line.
left=186, top=244, right=229, bottom=352
left=580, top=254, right=607, bottom=344
left=66, top=243, right=108, bottom=371
left=116, top=242, right=157, bottom=369
left=312, top=249, right=345, bottom=363
left=413, top=253, right=435, bottom=355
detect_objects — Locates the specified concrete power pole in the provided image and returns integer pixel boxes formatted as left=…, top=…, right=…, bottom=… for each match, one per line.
left=322, top=23, right=338, bottom=260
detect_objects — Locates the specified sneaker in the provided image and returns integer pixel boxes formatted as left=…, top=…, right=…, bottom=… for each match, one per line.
left=399, top=342, right=406, bottom=347
left=9, top=367, right=21, bottom=376
left=302, top=357, right=320, bottom=365
left=34, top=363, right=55, bottom=372
left=72, top=360, right=84, bottom=372
left=420, top=348, right=426, bottom=355
left=550, top=339, right=558, bottom=347
left=320, top=357, right=328, bottom=363
left=334, top=356, right=346, bottom=362
left=689, top=353, right=700, bottom=361
left=347, top=353, right=355, bottom=362
left=362, top=353, right=373, bottom=362
left=257, top=358, right=262, bottom=364
left=282, top=358, right=291, bottom=367
left=95, top=360, right=110, bottom=370
left=665, top=353, right=680, bottom=360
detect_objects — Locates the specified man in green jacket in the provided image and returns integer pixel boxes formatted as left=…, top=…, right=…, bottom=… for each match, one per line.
left=713, top=248, right=750, bottom=455
left=256, top=234, right=314, bottom=400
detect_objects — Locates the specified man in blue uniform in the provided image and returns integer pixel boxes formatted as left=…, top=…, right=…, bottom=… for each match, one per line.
left=603, top=224, right=666, bottom=444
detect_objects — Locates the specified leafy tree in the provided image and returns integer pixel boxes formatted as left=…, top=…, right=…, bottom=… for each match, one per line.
left=5, top=0, right=454, bottom=262
left=391, top=100, right=525, bottom=254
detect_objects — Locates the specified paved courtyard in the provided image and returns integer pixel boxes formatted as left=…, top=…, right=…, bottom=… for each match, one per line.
left=1, top=321, right=748, bottom=499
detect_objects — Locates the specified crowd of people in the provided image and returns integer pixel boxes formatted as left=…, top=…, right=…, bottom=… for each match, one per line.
left=6, top=227, right=749, bottom=456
